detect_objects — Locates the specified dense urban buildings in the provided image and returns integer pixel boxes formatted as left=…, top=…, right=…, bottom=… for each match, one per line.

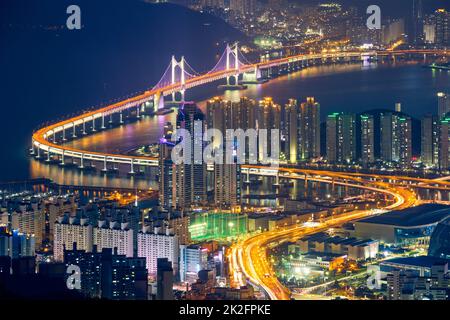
left=3, top=0, right=450, bottom=306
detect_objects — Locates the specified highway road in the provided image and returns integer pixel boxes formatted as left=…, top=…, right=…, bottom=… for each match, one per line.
left=228, top=171, right=418, bottom=300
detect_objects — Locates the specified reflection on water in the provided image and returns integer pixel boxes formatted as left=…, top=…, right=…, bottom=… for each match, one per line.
left=30, top=61, right=450, bottom=190
left=29, top=159, right=157, bottom=190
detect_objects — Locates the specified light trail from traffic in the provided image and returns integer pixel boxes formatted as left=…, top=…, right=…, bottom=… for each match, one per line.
left=228, top=170, right=417, bottom=300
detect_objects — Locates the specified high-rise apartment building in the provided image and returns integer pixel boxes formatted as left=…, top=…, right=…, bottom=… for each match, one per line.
left=421, top=114, right=440, bottom=168
left=11, top=203, right=45, bottom=249
left=398, top=116, right=413, bottom=167
left=54, top=216, right=93, bottom=262
left=438, top=92, right=450, bottom=119
left=0, top=227, right=35, bottom=259
left=257, top=97, right=281, bottom=161
left=206, top=97, right=241, bottom=210
left=435, top=9, right=450, bottom=46
left=174, top=103, right=207, bottom=210
left=284, top=99, right=298, bottom=164
left=326, top=113, right=356, bottom=164
left=298, top=97, right=321, bottom=161
left=361, top=114, right=375, bottom=166
left=93, top=220, right=134, bottom=258
left=159, top=138, right=175, bottom=210
left=137, top=226, right=179, bottom=277
left=380, top=112, right=412, bottom=166
left=438, top=117, right=450, bottom=170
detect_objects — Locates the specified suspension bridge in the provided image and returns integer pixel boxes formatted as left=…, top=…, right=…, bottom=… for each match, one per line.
left=30, top=44, right=449, bottom=173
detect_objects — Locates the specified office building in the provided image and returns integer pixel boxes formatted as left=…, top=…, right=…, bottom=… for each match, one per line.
left=326, top=112, right=356, bottom=164
left=180, top=244, right=208, bottom=284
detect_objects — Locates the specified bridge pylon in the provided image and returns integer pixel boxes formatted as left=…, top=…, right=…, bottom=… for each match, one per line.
left=170, top=55, right=186, bottom=103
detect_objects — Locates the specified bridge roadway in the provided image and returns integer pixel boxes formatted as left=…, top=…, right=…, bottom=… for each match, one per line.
left=30, top=49, right=449, bottom=173
left=228, top=170, right=418, bottom=300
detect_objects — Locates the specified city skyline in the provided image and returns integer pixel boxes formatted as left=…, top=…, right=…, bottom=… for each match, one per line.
left=1, top=0, right=450, bottom=309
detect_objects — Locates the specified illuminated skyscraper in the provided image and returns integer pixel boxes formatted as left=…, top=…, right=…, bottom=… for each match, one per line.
left=380, top=113, right=412, bottom=167
left=284, top=99, right=298, bottom=164
left=411, top=0, right=424, bottom=44
left=298, top=97, right=321, bottom=161
left=326, top=113, right=356, bottom=164
left=159, top=138, right=176, bottom=210
left=257, top=97, right=281, bottom=162
left=175, top=103, right=206, bottom=210
left=435, top=9, right=450, bottom=46
left=380, top=112, right=399, bottom=163
left=180, top=244, right=208, bottom=284
left=421, top=114, right=440, bottom=168
left=398, top=116, right=413, bottom=167
left=361, top=114, right=375, bottom=166
left=438, top=117, right=450, bottom=170
left=206, top=97, right=241, bottom=210
left=437, top=92, right=450, bottom=119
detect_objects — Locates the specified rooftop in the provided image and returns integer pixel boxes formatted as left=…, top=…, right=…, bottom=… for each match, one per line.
left=299, top=232, right=377, bottom=246
left=356, top=204, right=450, bottom=227
left=381, top=256, right=450, bottom=269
